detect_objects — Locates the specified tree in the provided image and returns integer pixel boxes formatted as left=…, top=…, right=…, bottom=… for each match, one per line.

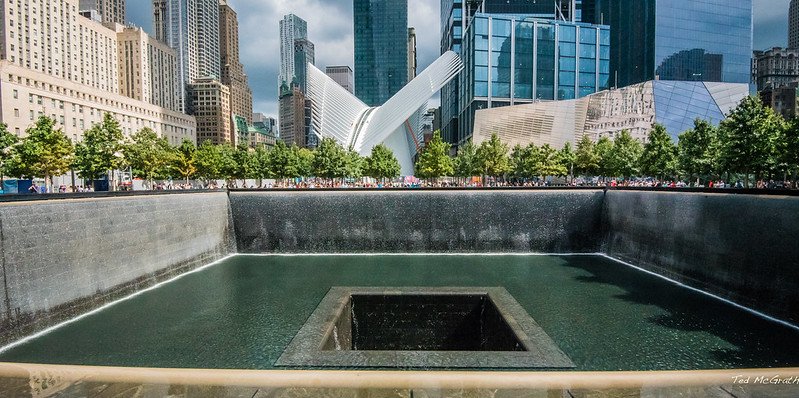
left=268, top=140, right=294, bottom=181
left=293, top=146, right=315, bottom=178
left=344, top=150, right=365, bottom=179
left=252, top=145, right=272, bottom=184
left=475, top=133, right=511, bottom=179
left=717, top=96, right=781, bottom=187
left=575, top=135, right=600, bottom=177
left=172, top=139, right=197, bottom=184
left=124, top=127, right=174, bottom=187
left=73, top=113, right=124, bottom=187
left=193, top=140, right=223, bottom=185
left=0, top=123, right=19, bottom=185
left=224, top=144, right=256, bottom=187
left=510, top=144, right=539, bottom=179
left=781, top=118, right=799, bottom=187
left=558, top=142, right=577, bottom=182
left=7, top=116, right=74, bottom=192
left=678, top=119, right=718, bottom=185
left=639, top=124, right=677, bottom=180
left=365, top=144, right=401, bottom=181
left=313, top=137, right=348, bottom=180
left=415, top=130, right=453, bottom=179
left=594, top=136, right=614, bottom=179
left=453, top=140, right=482, bottom=181
left=609, top=130, right=643, bottom=179
left=538, top=144, right=567, bottom=178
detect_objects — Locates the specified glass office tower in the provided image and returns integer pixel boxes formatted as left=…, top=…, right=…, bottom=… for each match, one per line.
left=455, top=14, right=610, bottom=145
left=354, top=0, right=409, bottom=106
left=581, top=0, right=752, bottom=87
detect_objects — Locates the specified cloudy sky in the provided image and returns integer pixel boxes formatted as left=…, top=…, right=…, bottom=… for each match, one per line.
left=128, top=0, right=789, bottom=118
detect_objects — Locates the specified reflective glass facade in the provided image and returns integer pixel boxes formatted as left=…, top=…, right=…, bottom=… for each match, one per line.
left=582, top=0, right=752, bottom=87
left=354, top=0, right=408, bottom=106
left=455, top=14, right=609, bottom=145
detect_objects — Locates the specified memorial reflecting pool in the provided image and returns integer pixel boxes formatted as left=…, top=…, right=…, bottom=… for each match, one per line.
left=1, top=254, right=797, bottom=371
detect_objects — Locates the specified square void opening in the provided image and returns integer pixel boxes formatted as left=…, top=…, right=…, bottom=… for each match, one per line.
left=277, top=287, right=574, bottom=369
left=324, top=294, right=525, bottom=352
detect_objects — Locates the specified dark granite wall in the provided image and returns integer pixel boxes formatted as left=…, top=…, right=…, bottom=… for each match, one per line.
left=229, top=190, right=605, bottom=253
left=0, top=192, right=235, bottom=345
left=603, top=190, right=799, bottom=324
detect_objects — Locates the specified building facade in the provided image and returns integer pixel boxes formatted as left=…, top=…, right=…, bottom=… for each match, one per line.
left=153, top=0, right=221, bottom=112
left=0, top=0, right=195, bottom=145
left=278, top=84, right=308, bottom=147
left=753, top=47, right=799, bottom=92
left=439, top=0, right=581, bottom=144
left=408, top=28, right=417, bottom=82
left=293, top=39, right=315, bottom=93
left=189, top=77, right=231, bottom=145
left=219, top=0, right=253, bottom=125
left=115, top=26, right=181, bottom=113
left=452, top=14, right=610, bottom=146
left=792, top=0, right=799, bottom=49
left=279, top=14, right=308, bottom=88
left=325, top=66, right=354, bottom=93
left=354, top=0, right=409, bottom=106
left=581, top=0, right=753, bottom=88
left=472, top=80, right=748, bottom=149
left=760, top=85, right=798, bottom=120
left=79, top=0, right=125, bottom=24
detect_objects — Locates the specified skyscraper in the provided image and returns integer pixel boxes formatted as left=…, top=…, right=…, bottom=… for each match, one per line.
left=153, top=0, right=221, bottom=111
left=791, top=0, right=799, bottom=48
left=220, top=0, right=254, bottom=125
left=408, top=28, right=417, bottom=82
left=293, top=39, right=316, bottom=94
left=325, top=66, right=354, bottom=93
left=79, top=0, right=126, bottom=24
left=581, top=0, right=752, bottom=87
left=279, top=14, right=308, bottom=88
left=354, top=0, right=408, bottom=106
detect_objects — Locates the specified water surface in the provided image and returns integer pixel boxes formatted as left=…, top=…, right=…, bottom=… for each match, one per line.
left=1, top=254, right=797, bottom=370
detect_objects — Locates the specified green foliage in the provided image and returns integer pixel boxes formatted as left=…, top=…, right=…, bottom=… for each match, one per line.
left=172, top=139, right=197, bottom=182
left=365, top=144, right=401, bottom=180
left=575, top=135, right=600, bottom=177
left=124, top=127, right=174, bottom=183
left=510, top=144, right=539, bottom=178
left=538, top=144, right=567, bottom=177
left=453, top=140, right=482, bottom=178
left=0, top=123, right=19, bottom=180
left=415, top=131, right=454, bottom=179
left=717, top=96, right=781, bottom=187
left=639, top=124, right=677, bottom=180
left=344, top=150, right=365, bottom=179
left=312, top=137, right=348, bottom=179
left=609, top=130, right=643, bottom=178
left=475, top=133, right=511, bottom=178
left=193, top=140, right=224, bottom=182
left=678, top=119, right=718, bottom=183
left=73, top=113, right=124, bottom=180
left=557, top=142, right=576, bottom=178
left=7, top=116, right=74, bottom=187
left=781, top=118, right=799, bottom=184
left=594, top=136, right=614, bottom=177
left=231, top=144, right=258, bottom=180
left=293, top=146, right=314, bottom=178
left=252, top=145, right=273, bottom=179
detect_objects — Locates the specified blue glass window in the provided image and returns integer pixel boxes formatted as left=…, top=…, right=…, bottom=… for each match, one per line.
left=559, top=25, right=576, bottom=42
left=580, top=28, right=597, bottom=44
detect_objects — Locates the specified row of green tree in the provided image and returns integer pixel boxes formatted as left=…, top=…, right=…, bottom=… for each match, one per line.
left=413, top=96, right=799, bottom=187
left=0, top=114, right=404, bottom=190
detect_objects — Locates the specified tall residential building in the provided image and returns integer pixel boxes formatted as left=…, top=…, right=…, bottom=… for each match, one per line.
left=153, top=0, right=221, bottom=111
left=325, top=66, right=354, bottom=93
left=278, top=84, right=308, bottom=147
left=219, top=0, right=253, bottom=124
left=0, top=0, right=195, bottom=144
left=79, top=0, right=126, bottom=24
left=279, top=14, right=308, bottom=88
left=293, top=39, right=316, bottom=93
left=354, top=0, right=409, bottom=106
left=189, top=77, right=232, bottom=145
left=791, top=0, right=799, bottom=48
left=408, top=28, right=417, bottom=82
left=581, top=0, right=752, bottom=88
left=115, top=26, right=181, bottom=113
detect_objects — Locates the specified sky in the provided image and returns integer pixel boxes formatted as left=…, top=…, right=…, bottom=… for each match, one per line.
left=127, top=0, right=790, bottom=119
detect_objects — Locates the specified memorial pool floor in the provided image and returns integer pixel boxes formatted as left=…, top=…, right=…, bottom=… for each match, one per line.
left=1, top=254, right=797, bottom=371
